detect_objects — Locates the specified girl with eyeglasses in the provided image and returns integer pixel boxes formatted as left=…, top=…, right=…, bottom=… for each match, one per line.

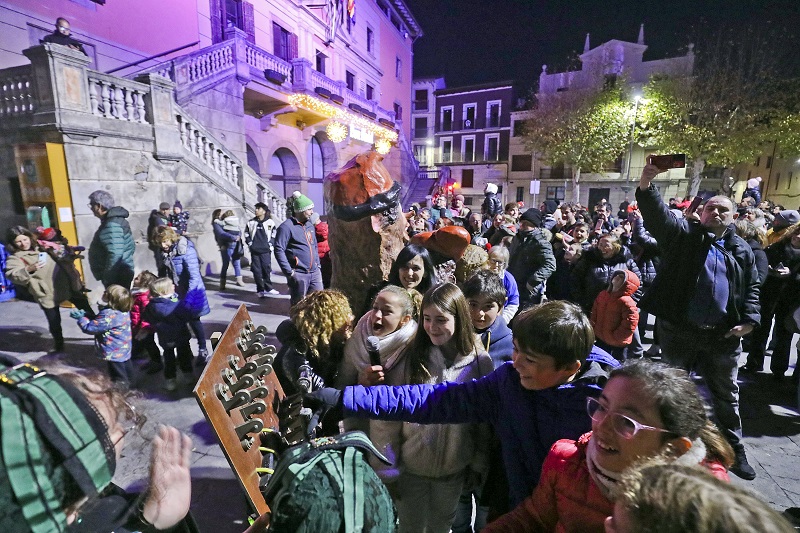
left=484, top=359, right=734, bottom=533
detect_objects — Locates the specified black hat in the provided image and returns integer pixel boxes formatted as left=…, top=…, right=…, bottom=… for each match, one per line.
left=520, top=208, right=543, bottom=227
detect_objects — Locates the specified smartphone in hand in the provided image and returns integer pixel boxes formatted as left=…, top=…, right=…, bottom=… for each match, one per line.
left=648, top=154, right=686, bottom=171
left=38, top=252, right=47, bottom=265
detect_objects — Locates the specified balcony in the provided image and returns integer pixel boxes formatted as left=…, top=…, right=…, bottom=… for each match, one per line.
left=435, top=151, right=506, bottom=165
left=412, top=127, right=433, bottom=139
left=133, top=30, right=397, bottom=138
left=413, top=99, right=429, bottom=111
left=435, top=115, right=510, bottom=133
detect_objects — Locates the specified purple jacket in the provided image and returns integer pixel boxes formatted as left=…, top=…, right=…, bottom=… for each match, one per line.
left=343, top=347, right=619, bottom=507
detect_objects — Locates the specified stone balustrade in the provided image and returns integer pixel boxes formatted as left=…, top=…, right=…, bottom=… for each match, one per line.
left=244, top=43, right=292, bottom=84
left=342, top=85, right=376, bottom=114
left=0, top=65, right=36, bottom=117
left=176, top=108, right=241, bottom=186
left=87, top=72, right=149, bottom=123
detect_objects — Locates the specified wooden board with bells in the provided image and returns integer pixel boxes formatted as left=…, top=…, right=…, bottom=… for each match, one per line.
left=193, top=304, right=285, bottom=515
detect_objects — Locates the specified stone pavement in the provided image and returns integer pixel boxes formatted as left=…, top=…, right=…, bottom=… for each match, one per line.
left=1, top=275, right=799, bottom=530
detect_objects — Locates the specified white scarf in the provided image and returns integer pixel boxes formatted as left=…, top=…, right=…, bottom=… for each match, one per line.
left=585, top=435, right=707, bottom=501
left=346, top=312, right=417, bottom=373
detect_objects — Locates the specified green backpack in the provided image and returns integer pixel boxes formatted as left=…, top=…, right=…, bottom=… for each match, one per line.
left=263, top=431, right=397, bottom=533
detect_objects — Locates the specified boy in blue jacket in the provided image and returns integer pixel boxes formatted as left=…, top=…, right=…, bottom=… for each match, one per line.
left=309, top=300, right=619, bottom=516
left=143, top=277, right=194, bottom=391
left=463, top=270, right=514, bottom=368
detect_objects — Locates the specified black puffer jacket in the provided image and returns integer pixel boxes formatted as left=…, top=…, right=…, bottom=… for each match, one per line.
left=507, top=229, right=556, bottom=291
left=570, top=246, right=642, bottom=313
left=630, top=215, right=660, bottom=287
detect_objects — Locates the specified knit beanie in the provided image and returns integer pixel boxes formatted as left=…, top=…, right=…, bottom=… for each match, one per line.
left=291, top=191, right=314, bottom=212
left=520, top=208, right=543, bottom=227
left=174, top=199, right=183, bottom=209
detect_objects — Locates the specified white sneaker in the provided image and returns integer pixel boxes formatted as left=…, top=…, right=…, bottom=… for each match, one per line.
left=258, top=291, right=268, bottom=298
left=266, top=289, right=280, bottom=295
left=164, top=378, right=177, bottom=391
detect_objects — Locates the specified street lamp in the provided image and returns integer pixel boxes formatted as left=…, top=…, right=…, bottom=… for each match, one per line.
left=624, top=94, right=642, bottom=193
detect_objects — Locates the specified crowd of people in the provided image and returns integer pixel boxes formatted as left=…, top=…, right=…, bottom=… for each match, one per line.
left=2, top=160, right=800, bottom=531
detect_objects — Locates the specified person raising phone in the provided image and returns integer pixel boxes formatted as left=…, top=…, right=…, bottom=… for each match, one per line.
left=634, top=158, right=760, bottom=481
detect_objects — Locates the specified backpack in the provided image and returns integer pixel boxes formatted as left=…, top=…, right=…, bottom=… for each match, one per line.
left=263, top=431, right=397, bottom=532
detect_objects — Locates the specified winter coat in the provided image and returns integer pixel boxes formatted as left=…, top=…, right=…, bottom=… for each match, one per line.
left=130, top=289, right=153, bottom=334
left=274, top=319, right=342, bottom=398
left=760, top=239, right=800, bottom=314
left=478, top=315, right=514, bottom=369
left=507, top=229, right=556, bottom=293
left=485, top=433, right=729, bottom=533
left=590, top=270, right=640, bottom=347
left=570, top=246, right=642, bottom=313
left=158, top=237, right=210, bottom=317
left=630, top=215, right=660, bottom=287
left=635, top=184, right=760, bottom=328
left=546, top=247, right=578, bottom=302
left=482, top=193, right=503, bottom=218
left=142, top=294, right=192, bottom=348
left=88, top=206, right=135, bottom=288
left=168, top=211, right=190, bottom=235
left=245, top=216, right=275, bottom=255
left=343, top=347, right=620, bottom=508
left=315, top=221, right=332, bottom=286
left=77, top=307, right=132, bottom=362
left=147, top=210, right=168, bottom=247
left=5, top=249, right=72, bottom=309
left=501, top=269, right=520, bottom=323
left=747, top=238, right=769, bottom=286
left=213, top=219, right=239, bottom=249
left=273, top=217, right=319, bottom=276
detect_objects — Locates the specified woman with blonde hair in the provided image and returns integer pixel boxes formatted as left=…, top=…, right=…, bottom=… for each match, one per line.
left=151, top=225, right=210, bottom=362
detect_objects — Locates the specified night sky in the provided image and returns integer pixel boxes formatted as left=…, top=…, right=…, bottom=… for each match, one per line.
left=404, top=0, right=800, bottom=93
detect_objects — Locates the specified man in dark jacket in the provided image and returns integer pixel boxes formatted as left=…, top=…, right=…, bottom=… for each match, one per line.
left=507, top=208, right=556, bottom=310
left=274, top=192, right=322, bottom=306
left=40, top=17, right=87, bottom=55
left=147, top=202, right=170, bottom=262
left=88, top=190, right=135, bottom=289
left=636, top=163, right=760, bottom=481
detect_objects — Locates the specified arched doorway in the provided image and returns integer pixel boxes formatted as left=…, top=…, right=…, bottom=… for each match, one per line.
left=269, top=147, right=301, bottom=198
left=246, top=143, right=261, bottom=175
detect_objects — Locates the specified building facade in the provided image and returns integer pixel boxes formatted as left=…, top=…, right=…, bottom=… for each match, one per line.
left=0, top=0, right=421, bottom=287
left=731, top=145, right=800, bottom=208
left=509, top=27, right=696, bottom=208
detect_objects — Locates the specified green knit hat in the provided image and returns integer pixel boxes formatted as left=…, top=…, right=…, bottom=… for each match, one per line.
left=291, top=191, right=314, bottom=212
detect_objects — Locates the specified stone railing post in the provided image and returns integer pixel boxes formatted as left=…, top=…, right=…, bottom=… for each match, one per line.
left=226, top=28, right=252, bottom=86
left=135, top=73, right=183, bottom=161
left=22, top=44, right=91, bottom=126
left=291, top=58, right=313, bottom=93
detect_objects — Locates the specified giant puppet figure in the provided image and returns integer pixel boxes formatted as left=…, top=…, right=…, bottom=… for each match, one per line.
left=324, top=151, right=407, bottom=317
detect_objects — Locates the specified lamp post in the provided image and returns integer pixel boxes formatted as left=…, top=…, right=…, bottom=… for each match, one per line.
left=624, top=95, right=642, bottom=193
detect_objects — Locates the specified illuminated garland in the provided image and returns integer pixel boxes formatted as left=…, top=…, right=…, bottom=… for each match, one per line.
left=326, top=121, right=348, bottom=143
left=374, top=137, right=392, bottom=154
left=288, top=93, right=399, bottom=142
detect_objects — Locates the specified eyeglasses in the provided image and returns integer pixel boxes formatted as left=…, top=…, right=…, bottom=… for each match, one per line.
left=586, top=397, right=675, bottom=440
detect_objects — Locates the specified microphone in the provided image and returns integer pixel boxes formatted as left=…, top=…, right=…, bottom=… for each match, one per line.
left=297, top=363, right=313, bottom=393
left=366, top=336, right=381, bottom=367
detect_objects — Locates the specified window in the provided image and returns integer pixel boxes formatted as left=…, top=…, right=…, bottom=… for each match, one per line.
left=413, top=117, right=427, bottom=138
left=272, top=22, right=297, bottom=61
left=546, top=186, right=565, bottom=202
left=413, top=145, right=428, bottom=166
left=315, top=51, right=327, bottom=74
left=462, top=136, right=476, bottom=162
left=511, top=155, right=533, bottom=171
left=755, top=157, right=761, bottom=166
left=516, top=186, right=524, bottom=202
left=485, top=134, right=500, bottom=161
left=487, top=100, right=501, bottom=128
left=441, top=106, right=453, bottom=131
left=441, top=138, right=452, bottom=163
left=513, top=120, right=526, bottom=137
left=346, top=71, right=355, bottom=91
left=775, top=173, right=781, bottom=190
left=463, top=104, right=476, bottom=129
left=395, top=57, right=402, bottom=81
left=213, top=0, right=255, bottom=43
left=366, top=84, right=374, bottom=101
left=462, top=169, right=474, bottom=188
left=414, top=89, right=428, bottom=111
left=224, top=0, right=243, bottom=29
left=367, top=27, right=374, bottom=54
left=393, top=102, right=403, bottom=120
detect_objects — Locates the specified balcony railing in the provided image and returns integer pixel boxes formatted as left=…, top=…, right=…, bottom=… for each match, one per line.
left=435, top=115, right=510, bottom=133
left=412, top=127, right=432, bottom=139
left=435, top=151, right=505, bottom=164
left=413, top=99, right=429, bottom=111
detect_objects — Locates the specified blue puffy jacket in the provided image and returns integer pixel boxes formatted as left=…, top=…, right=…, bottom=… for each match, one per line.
left=343, top=347, right=619, bottom=508
left=158, top=237, right=210, bottom=317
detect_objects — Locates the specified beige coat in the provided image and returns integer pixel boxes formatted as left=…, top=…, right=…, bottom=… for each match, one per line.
left=6, top=249, right=72, bottom=308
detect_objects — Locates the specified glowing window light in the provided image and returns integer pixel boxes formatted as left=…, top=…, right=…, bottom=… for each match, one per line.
left=374, top=138, right=392, bottom=154
left=326, top=121, right=348, bottom=143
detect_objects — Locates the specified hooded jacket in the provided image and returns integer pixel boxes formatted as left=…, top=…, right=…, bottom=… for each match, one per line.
left=343, top=347, right=620, bottom=508
left=77, top=307, right=132, bottom=362
left=590, top=269, right=640, bottom=347
left=273, top=217, right=319, bottom=276
left=142, top=294, right=192, bottom=347
left=88, top=206, right=135, bottom=288
left=158, top=237, right=210, bottom=317
left=5, top=249, right=72, bottom=309
left=478, top=314, right=514, bottom=368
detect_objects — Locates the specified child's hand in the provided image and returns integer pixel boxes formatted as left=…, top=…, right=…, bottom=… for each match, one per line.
left=69, top=309, right=86, bottom=319
left=358, top=365, right=385, bottom=386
